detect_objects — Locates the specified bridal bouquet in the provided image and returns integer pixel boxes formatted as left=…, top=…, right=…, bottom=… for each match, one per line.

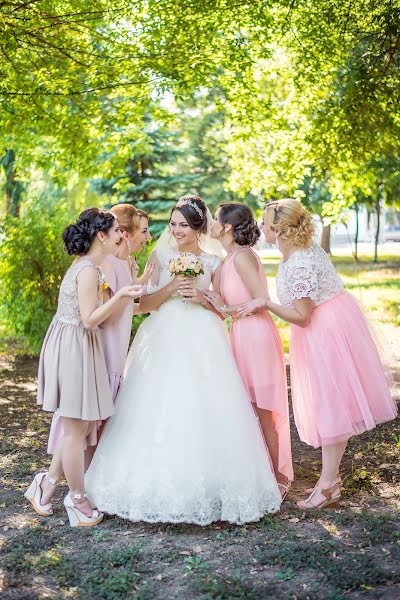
left=168, top=253, right=204, bottom=278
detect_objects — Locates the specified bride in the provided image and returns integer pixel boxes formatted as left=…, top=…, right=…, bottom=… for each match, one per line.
left=85, top=195, right=281, bottom=525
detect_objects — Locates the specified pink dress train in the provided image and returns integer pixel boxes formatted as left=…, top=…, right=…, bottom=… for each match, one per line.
left=220, top=248, right=293, bottom=483
left=47, top=255, right=136, bottom=454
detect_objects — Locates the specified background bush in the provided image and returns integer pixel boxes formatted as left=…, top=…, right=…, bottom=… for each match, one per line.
left=0, top=199, right=73, bottom=354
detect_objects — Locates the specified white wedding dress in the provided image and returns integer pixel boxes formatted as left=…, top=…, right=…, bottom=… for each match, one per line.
left=85, top=246, right=281, bottom=525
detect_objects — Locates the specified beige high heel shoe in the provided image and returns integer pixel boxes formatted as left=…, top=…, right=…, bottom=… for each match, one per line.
left=24, top=472, right=59, bottom=517
left=278, top=480, right=292, bottom=501
left=297, top=481, right=342, bottom=511
left=64, top=492, right=104, bottom=527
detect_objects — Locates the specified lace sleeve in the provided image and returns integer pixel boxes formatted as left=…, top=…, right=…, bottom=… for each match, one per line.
left=144, top=251, right=161, bottom=295
left=286, top=261, right=319, bottom=302
left=204, top=254, right=222, bottom=274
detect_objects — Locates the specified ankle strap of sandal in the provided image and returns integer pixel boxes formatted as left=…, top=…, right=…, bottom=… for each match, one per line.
left=71, top=492, right=88, bottom=501
left=46, top=474, right=59, bottom=486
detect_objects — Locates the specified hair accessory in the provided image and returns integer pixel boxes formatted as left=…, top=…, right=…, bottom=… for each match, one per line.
left=176, top=198, right=203, bottom=218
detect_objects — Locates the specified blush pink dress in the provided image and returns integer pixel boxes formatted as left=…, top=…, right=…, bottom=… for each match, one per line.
left=220, top=247, right=293, bottom=483
left=47, top=255, right=136, bottom=454
left=277, top=243, right=397, bottom=448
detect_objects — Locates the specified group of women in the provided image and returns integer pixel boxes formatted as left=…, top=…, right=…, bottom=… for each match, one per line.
left=25, top=195, right=396, bottom=527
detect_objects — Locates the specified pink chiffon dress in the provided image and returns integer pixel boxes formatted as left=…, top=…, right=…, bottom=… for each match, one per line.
left=220, top=247, right=293, bottom=483
left=47, top=255, right=136, bottom=454
left=277, top=243, right=397, bottom=449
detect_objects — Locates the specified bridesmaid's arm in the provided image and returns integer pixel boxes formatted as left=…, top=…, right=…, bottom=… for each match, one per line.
left=233, top=249, right=270, bottom=305
left=77, top=267, right=142, bottom=330
left=238, top=296, right=314, bottom=327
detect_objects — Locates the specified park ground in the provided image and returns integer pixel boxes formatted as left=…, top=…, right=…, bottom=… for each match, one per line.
left=0, top=250, right=399, bottom=599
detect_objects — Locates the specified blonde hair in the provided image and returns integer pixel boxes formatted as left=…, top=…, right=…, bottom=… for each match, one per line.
left=110, top=204, right=149, bottom=235
left=266, top=199, right=314, bottom=247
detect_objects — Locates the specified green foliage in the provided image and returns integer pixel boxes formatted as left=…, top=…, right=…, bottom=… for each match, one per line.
left=0, top=200, right=73, bottom=353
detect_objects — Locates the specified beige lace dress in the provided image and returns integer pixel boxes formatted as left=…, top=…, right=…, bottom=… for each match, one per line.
left=37, top=259, right=114, bottom=421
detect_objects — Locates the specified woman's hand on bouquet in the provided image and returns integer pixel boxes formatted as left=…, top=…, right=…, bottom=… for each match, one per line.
left=177, top=278, right=205, bottom=303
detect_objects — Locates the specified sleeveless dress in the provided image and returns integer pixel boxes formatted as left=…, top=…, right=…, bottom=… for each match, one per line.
left=99, top=254, right=137, bottom=400
left=220, top=248, right=293, bottom=483
left=85, top=248, right=281, bottom=525
left=277, top=243, right=397, bottom=448
left=37, top=259, right=113, bottom=421
left=47, top=255, right=135, bottom=453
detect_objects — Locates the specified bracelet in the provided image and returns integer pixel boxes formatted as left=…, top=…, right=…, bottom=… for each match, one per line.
left=220, top=304, right=228, bottom=314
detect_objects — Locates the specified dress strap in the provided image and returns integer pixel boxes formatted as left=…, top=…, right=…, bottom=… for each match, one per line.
left=74, top=260, right=104, bottom=304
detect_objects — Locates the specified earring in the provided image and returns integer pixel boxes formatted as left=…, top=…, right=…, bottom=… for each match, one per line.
left=102, top=240, right=107, bottom=246
left=127, top=240, right=132, bottom=252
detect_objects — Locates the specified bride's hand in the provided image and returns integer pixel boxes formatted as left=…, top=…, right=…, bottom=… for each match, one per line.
left=203, top=290, right=224, bottom=311
left=170, top=274, right=189, bottom=293
left=177, top=280, right=205, bottom=303
left=117, top=285, right=143, bottom=300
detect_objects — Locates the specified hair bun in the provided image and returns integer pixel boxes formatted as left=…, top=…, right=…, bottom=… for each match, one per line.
left=233, top=218, right=260, bottom=246
left=62, top=222, right=92, bottom=256
left=62, top=207, right=115, bottom=256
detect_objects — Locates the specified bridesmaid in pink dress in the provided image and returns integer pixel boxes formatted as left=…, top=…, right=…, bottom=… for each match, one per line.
left=44, top=205, right=152, bottom=495
left=205, top=203, right=293, bottom=498
left=237, top=199, right=397, bottom=510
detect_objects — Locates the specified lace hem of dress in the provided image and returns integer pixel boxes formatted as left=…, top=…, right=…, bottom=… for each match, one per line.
left=89, top=488, right=280, bottom=525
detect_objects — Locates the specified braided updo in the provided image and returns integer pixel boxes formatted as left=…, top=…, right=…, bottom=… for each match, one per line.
left=266, top=199, right=314, bottom=247
left=172, top=195, right=208, bottom=234
left=62, top=208, right=115, bottom=256
left=218, top=203, right=260, bottom=247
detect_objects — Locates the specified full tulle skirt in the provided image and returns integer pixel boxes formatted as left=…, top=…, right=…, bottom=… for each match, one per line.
left=85, top=300, right=281, bottom=525
left=290, top=291, right=397, bottom=448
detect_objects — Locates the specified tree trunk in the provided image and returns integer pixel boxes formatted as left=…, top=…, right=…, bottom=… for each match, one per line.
left=321, top=224, right=331, bottom=253
left=2, top=149, right=22, bottom=217
left=354, top=205, right=359, bottom=262
left=374, top=199, right=380, bottom=263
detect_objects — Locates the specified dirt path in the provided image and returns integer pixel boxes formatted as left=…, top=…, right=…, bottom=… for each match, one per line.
left=0, top=355, right=399, bottom=599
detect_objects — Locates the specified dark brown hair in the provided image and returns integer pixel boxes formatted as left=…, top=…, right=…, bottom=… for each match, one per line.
left=171, top=195, right=208, bottom=234
left=62, top=208, right=115, bottom=256
left=218, top=203, right=260, bottom=246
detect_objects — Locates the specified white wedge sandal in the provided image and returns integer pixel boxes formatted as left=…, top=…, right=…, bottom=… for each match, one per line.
left=64, top=492, right=104, bottom=527
left=24, top=472, right=58, bottom=517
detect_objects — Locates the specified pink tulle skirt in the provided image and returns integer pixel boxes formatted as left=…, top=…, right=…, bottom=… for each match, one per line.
left=290, top=291, right=397, bottom=448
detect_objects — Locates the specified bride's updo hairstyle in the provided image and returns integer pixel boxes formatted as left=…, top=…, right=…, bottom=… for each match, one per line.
left=218, top=203, right=260, bottom=246
left=62, top=208, right=115, bottom=256
left=172, top=194, right=208, bottom=234
left=266, top=199, right=314, bottom=248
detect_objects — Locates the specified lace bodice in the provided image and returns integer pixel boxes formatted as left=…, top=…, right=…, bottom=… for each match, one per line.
left=55, top=259, right=103, bottom=326
left=276, top=243, right=343, bottom=307
left=146, top=247, right=221, bottom=296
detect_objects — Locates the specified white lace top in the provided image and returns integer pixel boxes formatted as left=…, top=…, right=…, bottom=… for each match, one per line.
left=276, top=243, right=343, bottom=307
